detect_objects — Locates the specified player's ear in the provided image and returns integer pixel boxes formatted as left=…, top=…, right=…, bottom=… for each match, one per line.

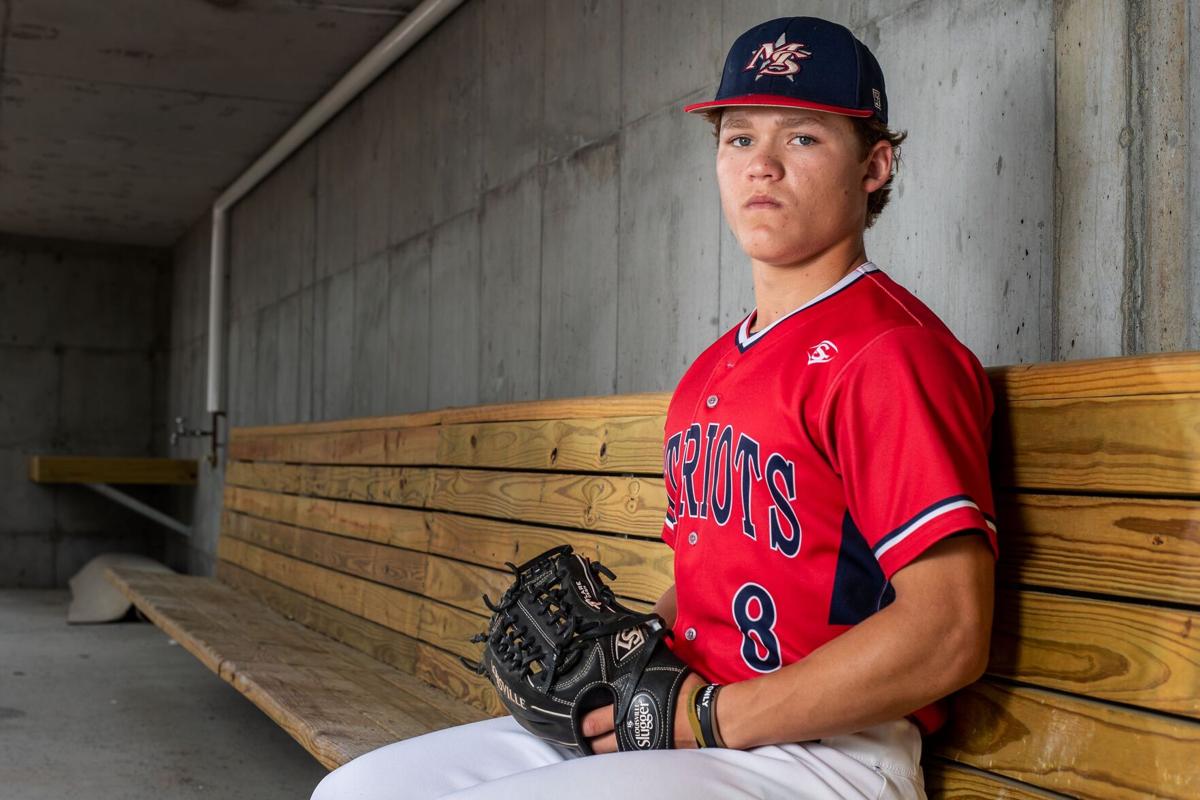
left=862, top=139, right=893, bottom=194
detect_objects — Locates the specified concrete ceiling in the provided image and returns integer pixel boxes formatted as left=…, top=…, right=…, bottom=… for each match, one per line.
left=0, top=0, right=419, bottom=248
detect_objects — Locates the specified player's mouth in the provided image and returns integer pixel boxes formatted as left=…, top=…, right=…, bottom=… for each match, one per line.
left=744, top=194, right=782, bottom=210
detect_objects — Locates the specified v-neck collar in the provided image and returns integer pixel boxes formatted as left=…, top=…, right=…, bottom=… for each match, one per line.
left=736, top=262, right=880, bottom=352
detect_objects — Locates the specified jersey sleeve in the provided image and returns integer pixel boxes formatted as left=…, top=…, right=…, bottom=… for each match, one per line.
left=820, top=324, right=998, bottom=578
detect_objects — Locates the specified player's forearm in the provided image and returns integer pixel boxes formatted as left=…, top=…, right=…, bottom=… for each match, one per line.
left=653, top=583, right=677, bottom=628
left=715, top=537, right=994, bottom=749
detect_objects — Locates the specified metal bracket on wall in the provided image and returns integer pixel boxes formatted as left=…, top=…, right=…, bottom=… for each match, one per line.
left=83, top=483, right=192, bottom=537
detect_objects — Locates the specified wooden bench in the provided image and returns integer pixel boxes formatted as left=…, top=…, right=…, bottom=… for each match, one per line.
left=106, top=352, right=1200, bottom=798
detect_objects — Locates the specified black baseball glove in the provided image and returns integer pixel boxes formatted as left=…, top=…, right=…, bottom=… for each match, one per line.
left=462, top=544, right=692, bottom=754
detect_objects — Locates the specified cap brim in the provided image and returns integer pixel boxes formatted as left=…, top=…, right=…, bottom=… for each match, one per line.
left=683, top=93, right=875, bottom=118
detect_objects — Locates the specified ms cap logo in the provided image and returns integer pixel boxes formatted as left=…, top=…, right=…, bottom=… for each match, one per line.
left=743, top=32, right=812, bottom=81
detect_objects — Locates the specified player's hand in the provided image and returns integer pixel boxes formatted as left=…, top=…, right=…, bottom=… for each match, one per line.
left=581, top=672, right=707, bottom=753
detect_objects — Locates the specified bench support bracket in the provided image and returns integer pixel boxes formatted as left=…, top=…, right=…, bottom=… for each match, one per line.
left=84, top=483, right=191, bottom=537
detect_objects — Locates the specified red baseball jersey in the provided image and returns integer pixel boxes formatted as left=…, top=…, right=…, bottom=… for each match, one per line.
left=660, top=262, right=997, bottom=734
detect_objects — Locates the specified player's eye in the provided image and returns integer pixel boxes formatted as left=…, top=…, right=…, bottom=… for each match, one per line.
left=789, top=134, right=816, bottom=146
left=727, top=135, right=753, bottom=148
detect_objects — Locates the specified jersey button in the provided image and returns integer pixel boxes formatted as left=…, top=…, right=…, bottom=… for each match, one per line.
left=685, top=627, right=697, bottom=641
left=705, top=394, right=719, bottom=409
left=687, top=531, right=698, bottom=546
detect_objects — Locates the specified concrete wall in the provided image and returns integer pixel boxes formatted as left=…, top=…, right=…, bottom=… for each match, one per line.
left=163, top=0, right=1198, bottom=573
left=0, top=234, right=169, bottom=587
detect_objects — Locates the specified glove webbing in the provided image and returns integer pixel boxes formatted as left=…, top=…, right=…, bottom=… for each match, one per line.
left=463, top=556, right=664, bottom=695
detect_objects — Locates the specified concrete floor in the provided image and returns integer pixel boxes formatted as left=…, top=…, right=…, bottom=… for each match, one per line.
left=0, top=589, right=327, bottom=799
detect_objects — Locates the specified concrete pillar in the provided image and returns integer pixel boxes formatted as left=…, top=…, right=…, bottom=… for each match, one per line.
left=1055, top=0, right=1193, bottom=358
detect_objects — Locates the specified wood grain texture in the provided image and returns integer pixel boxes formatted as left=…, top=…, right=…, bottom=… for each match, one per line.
left=224, top=462, right=668, bottom=538
left=228, top=425, right=441, bottom=465
left=427, top=468, right=665, bottom=537
left=435, top=415, right=665, bottom=473
left=932, top=682, right=1200, bottom=799
left=989, top=351, right=1200, bottom=401
left=222, top=511, right=428, bottom=595
left=224, top=485, right=432, bottom=551
left=993, top=393, right=1200, bottom=495
left=923, top=761, right=1063, bottom=799
left=997, top=493, right=1200, bottom=604
left=106, top=567, right=487, bottom=770
left=224, top=486, right=673, bottom=600
left=989, top=590, right=1200, bottom=717
left=218, top=561, right=420, bottom=674
left=229, top=415, right=667, bottom=474
left=415, top=642, right=506, bottom=717
left=28, top=455, right=198, bottom=485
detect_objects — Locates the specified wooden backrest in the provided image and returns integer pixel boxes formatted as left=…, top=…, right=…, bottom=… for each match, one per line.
left=219, top=353, right=1200, bottom=799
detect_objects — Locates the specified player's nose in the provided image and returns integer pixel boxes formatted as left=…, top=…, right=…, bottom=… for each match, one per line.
left=746, top=149, right=783, bottom=181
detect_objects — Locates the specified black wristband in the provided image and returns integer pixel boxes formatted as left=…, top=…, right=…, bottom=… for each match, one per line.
left=694, top=683, right=723, bottom=748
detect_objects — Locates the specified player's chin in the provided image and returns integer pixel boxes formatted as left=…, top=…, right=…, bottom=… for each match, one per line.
left=740, top=237, right=812, bottom=265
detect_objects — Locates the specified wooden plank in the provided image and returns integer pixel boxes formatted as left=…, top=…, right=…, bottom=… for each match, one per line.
left=218, top=561, right=420, bottom=674
left=219, top=538, right=423, bottom=641
left=923, top=761, right=1064, bottom=799
left=28, top=455, right=198, bottom=485
left=415, top=642, right=506, bottom=717
left=230, top=416, right=666, bottom=474
left=427, top=468, right=665, bottom=537
left=436, top=415, right=664, bottom=473
left=997, top=493, right=1200, bottom=605
left=989, top=351, right=1200, bottom=402
left=222, top=511, right=427, bottom=595
left=932, top=682, right=1200, bottom=799
left=989, top=590, right=1200, bottom=717
left=994, top=393, right=1200, bottom=496
left=223, top=485, right=432, bottom=552
left=222, top=487, right=674, bottom=601
left=227, top=425, right=441, bottom=466
left=222, top=503, right=671, bottom=608
left=224, top=462, right=668, bottom=538
left=223, top=482, right=1198, bottom=608
left=436, top=392, right=670, bottom=425
left=423, top=513, right=673, bottom=602
left=232, top=408, right=446, bottom=437
left=106, top=567, right=487, bottom=770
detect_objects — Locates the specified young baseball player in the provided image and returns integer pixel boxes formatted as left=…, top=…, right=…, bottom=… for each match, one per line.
left=312, top=16, right=996, bottom=800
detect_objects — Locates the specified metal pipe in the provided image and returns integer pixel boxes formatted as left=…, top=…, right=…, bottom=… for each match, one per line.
left=205, top=0, right=467, bottom=414
left=84, top=483, right=192, bottom=537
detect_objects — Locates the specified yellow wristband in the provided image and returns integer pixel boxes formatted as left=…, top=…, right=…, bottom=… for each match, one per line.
left=686, top=682, right=706, bottom=747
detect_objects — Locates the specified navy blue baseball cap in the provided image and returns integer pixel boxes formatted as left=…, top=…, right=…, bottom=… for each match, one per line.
left=684, top=17, right=888, bottom=123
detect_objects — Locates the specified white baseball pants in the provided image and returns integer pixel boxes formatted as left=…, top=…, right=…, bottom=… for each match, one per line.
left=310, top=715, right=926, bottom=799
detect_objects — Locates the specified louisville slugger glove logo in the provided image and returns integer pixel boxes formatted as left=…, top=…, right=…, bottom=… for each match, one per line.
left=743, top=32, right=812, bottom=81
left=614, top=626, right=646, bottom=662
left=626, top=692, right=658, bottom=749
left=807, top=340, right=838, bottom=364
left=490, top=662, right=527, bottom=710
